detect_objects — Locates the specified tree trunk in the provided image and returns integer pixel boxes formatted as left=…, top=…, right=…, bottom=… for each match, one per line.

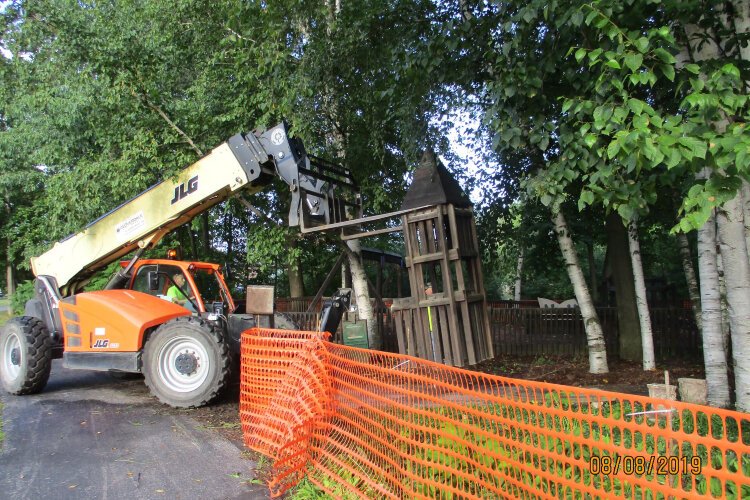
left=716, top=193, right=750, bottom=411
left=201, top=212, right=210, bottom=257
left=678, top=231, right=703, bottom=336
left=513, top=248, right=523, bottom=301
left=4, top=197, right=14, bottom=299
left=287, top=262, right=304, bottom=298
left=743, top=181, right=750, bottom=263
left=606, top=213, right=641, bottom=361
left=187, top=226, right=198, bottom=259
left=587, top=242, right=599, bottom=303
left=732, top=0, right=750, bottom=88
left=717, top=247, right=732, bottom=357
left=5, top=248, right=14, bottom=299
left=683, top=15, right=735, bottom=407
left=343, top=239, right=379, bottom=349
left=553, top=210, right=608, bottom=373
left=225, top=210, right=233, bottom=257
left=627, top=219, right=656, bottom=370
left=286, top=236, right=305, bottom=298
left=697, top=210, right=731, bottom=407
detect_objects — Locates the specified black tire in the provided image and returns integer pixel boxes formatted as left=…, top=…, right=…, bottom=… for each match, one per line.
left=0, top=316, right=52, bottom=395
left=142, top=316, right=230, bottom=408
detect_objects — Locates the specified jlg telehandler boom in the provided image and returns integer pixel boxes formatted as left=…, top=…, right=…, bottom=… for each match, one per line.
left=0, top=123, right=358, bottom=408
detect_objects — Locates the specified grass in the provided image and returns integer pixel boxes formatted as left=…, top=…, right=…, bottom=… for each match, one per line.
left=0, top=298, right=12, bottom=326
left=288, top=478, right=331, bottom=499
left=274, top=398, right=750, bottom=499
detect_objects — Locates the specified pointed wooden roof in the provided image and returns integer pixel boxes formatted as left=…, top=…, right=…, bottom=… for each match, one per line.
left=401, top=150, right=472, bottom=210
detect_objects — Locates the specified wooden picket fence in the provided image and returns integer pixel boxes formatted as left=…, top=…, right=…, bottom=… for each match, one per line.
left=275, top=298, right=702, bottom=361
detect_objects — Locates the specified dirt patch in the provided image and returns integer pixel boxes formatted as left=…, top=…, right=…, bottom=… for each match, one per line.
left=470, top=354, right=705, bottom=395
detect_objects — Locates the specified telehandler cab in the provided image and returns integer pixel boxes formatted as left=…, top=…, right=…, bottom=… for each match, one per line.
left=0, top=122, right=358, bottom=407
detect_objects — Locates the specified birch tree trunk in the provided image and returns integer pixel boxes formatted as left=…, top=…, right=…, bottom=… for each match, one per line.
left=678, top=231, right=702, bottom=336
left=627, top=220, right=655, bottom=370
left=344, top=238, right=379, bottom=349
left=697, top=210, right=731, bottom=407
left=286, top=236, right=304, bottom=298
left=742, top=181, right=750, bottom=262
left=553, top=210, right=608, bottom=373
left=514, top=249, right=523, bottom=301
left=716, top=248, right=732, bottom=356
left=716, top=193, right=750, bottom=411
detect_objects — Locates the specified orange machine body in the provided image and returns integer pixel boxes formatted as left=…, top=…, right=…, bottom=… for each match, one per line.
left=59, top=290, right=190, bottom=352
left=58, top=258, right=235, bottom=354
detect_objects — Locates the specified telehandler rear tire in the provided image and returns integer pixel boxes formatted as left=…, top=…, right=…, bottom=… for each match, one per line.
left=143, top=316, right=230, bottom=408
left=0, top=316, right=52, bottom=395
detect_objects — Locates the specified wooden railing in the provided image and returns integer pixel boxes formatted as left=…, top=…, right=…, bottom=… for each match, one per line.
left=275, top=298, right=702, bottom=361
left=487, top=306, right=701, bottom=360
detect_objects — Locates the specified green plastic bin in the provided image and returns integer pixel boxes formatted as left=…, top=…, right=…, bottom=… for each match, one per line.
left=342, top=321, right=369, bottom=349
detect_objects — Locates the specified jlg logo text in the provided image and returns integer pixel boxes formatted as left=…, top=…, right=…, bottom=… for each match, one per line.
left=171, top=176, right=198, bottom=204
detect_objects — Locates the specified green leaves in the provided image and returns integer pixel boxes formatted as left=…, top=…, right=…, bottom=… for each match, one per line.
left=623, top=53, right=643, bottom=72
left=634, top=37, right=649, bottom=54
left=578, top=189, right=595, bottom=211
left=627, top=98, right=644, bottom=115
left=678, top=137, right=707, bottom=160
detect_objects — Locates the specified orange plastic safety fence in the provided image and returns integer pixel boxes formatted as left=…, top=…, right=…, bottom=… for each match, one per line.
left=240, top=328, right=750, bottom=499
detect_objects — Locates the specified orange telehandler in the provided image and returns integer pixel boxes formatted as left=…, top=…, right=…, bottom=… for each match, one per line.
left=0, top=122, right=358, bottom=407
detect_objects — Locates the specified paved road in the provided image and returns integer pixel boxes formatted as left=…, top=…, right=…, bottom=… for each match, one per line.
left=0, top=360, right=267, bottom=500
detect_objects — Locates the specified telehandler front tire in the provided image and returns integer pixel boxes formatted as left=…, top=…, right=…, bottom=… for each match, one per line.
left=0, top=316, right=52, bottom=395
left=143, top=317, right=230, bottom=408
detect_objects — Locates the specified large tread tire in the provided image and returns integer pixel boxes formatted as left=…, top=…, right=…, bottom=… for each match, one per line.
left=0, top=316, right=52, bottom=395
left=143, top=316, right=230, bottom=408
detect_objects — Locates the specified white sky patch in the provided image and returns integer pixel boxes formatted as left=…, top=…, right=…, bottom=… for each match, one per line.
left=435, top=110, right=491, bottom=205
left=1, top=0, right=11, bottom=59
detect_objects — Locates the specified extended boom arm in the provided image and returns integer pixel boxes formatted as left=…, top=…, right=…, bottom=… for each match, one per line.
left=31, top=122, right=360, bottom=294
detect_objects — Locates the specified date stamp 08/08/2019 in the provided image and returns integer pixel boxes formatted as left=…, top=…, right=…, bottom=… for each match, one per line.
left=590, top=455, right=703, bottom=476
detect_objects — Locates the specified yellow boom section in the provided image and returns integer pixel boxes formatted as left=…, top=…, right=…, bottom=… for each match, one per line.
left=30, top=132, right=274, bottom=292
left=29, top=121, right=360, bottom=294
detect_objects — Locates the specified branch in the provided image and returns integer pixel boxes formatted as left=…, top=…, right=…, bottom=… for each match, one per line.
left=132, top=89, right=204, bottom=157
left=225, top=26, right=256, bottom=44
left=237, top=196, right=282, bottom=225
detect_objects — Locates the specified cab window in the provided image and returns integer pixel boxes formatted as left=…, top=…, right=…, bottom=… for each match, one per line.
left=191, top=268, right=222, bottom=303
left=132, top=265, right=184, bottom=296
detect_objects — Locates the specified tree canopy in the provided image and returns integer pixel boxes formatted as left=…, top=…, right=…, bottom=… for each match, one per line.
left=2, top=0, right=749, bottom=405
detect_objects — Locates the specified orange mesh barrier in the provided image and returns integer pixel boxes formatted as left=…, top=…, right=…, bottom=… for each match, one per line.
left=240, top=328, right=750, bottom=498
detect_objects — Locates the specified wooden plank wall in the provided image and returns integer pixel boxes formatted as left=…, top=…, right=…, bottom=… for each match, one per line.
left=396, top=204, right=493, bottom=367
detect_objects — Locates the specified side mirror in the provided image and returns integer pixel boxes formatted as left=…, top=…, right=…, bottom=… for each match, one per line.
left=148, top=271, right=160, bottom=291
